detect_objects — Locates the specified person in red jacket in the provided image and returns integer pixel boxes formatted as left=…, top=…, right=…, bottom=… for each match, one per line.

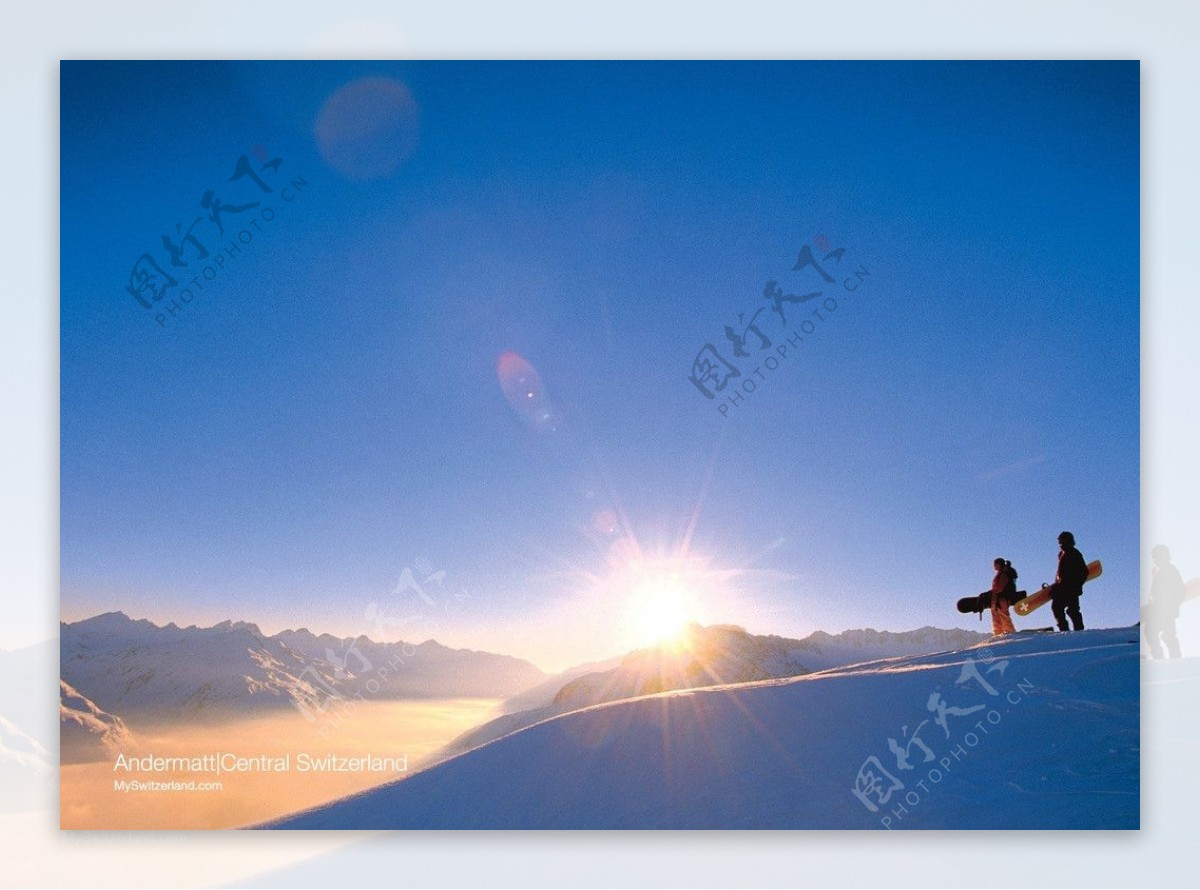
left=989, top=558, right=1018, bottom=635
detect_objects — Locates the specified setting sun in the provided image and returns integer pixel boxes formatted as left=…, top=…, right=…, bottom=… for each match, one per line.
left=625, top=577, right=698, bottom=649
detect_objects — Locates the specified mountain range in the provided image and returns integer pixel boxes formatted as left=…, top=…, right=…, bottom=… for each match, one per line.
left=58, top=612, right=992, bottom=753
left=60, top=611, right=546, bottom=722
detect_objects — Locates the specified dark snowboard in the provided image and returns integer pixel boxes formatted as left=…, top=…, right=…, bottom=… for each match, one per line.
left=957, top=592, right=991, bottom=614
left=957, top=589, right=1028, bottom=615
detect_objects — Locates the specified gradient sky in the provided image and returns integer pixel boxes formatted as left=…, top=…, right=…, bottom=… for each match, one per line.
left=61, top=61, right=1139, bottom=671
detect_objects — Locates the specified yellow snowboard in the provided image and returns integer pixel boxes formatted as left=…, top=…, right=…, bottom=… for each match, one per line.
left=1013, top=560, right=1103, bottom=616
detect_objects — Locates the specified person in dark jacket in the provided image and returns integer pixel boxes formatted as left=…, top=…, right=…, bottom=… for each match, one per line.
left=1050, top=531, right=1088, bottom=632
left=1144, top=544, right=1185, bottom=659
left=988, top=558, right=1018, bottom=635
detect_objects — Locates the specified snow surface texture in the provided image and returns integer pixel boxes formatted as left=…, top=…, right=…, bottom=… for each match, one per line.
left=428, top=623, right=988, bottom=767
left=265, top=627, right=1139, bottom=829
left=60, top=612, right=546, bottom=719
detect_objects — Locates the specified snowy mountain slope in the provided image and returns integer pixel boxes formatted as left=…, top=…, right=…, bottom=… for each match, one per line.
left=430, top=623, right=988, bottom=767
left=61, top=612, right=545, bottom=720
left=265, top=627, right=1139, bottom=829
left=0, top=712, right=52, bottom=812
left=59, top=680, right=135, bottom=764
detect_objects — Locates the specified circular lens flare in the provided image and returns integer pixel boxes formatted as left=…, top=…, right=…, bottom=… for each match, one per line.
left=496, top=350, right=559, bottom=430
left=315, top=76, right=419, bottom=181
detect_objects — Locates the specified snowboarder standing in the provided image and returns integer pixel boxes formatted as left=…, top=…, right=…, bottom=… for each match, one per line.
left=1144, top=544, right=1185, bottom=659
left=989, top=558, right=1018, bottom=635
left=1050, top=531, right=1087, bottom=632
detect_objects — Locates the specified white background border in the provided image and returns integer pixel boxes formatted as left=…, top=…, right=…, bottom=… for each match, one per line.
left=4, top=1, right=1193, bottom=886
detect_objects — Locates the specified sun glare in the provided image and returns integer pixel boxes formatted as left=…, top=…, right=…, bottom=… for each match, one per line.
left=626, top=577, right=697, bottom=649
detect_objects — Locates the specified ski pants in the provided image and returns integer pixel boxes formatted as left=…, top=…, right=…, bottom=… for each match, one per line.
left=991, top=599, right=1015, bottom=635
left=1051, top=591, right=1084, bottom=632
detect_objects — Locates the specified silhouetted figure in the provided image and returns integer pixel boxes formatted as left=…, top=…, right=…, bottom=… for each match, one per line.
left=989, top=558, right=1018, bottom=635
left=1144, top=544, right=1185, bottom=659
left=1050, top=531, right=1087, bottom=632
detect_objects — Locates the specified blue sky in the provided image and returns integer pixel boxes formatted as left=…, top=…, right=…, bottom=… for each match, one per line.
left=61, top=61, right=1139, bottom=670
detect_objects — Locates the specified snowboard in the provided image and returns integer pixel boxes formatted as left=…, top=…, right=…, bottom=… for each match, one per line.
left=956, top=586, right=1029, bottom=615
left=957, top=592, right=990, bottom=614
left=1012, top=560, right=1103, bottom=616
left=1186, top=577, right=1200, bottom=604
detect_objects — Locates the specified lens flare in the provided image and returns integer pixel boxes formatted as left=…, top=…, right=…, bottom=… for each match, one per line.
left=315, top=77, right=419, bottom=181
left=496, top=351, right=558, bottom=430
left=591, top=508, right=620, bottom=537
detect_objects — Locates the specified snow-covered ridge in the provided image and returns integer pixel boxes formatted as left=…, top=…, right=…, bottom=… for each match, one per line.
left=265, top=627, right=1139, bottom=830
left=430, top=623, right=988, bottom=766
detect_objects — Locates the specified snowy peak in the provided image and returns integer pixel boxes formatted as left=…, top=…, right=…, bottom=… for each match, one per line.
left=61, top=613, right=546, bottom=721
left=62, top=610, right=136, bottom=633
left=210, top=619, right=265, bottom=637
left=61, top=615, right=339, bottom=720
